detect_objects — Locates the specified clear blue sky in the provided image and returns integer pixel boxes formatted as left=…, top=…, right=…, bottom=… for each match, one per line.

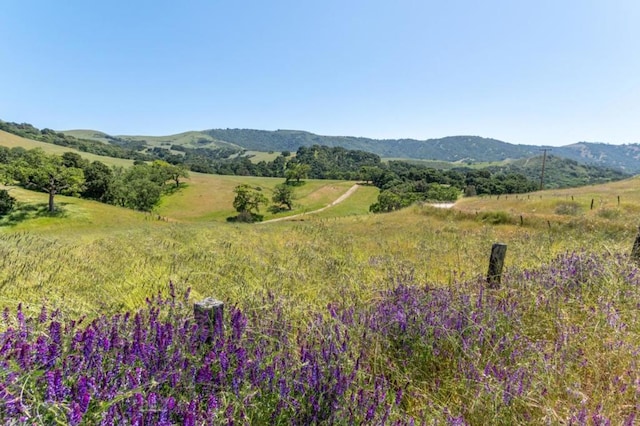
left=1, top=1, right=639, bottom=146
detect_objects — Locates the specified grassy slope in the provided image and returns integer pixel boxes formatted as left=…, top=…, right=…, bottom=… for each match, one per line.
left=63, top=129, right=241, bottom=150
left=243, top=150, right=284, bottom=163
left=0, top=129, right=134, bottom=167
left=156, top=173, right=363, bottom=222
left=61, top=129, right=112, bottom=143
left=455, top=175, right=640, bottom=222
left=124, top=132, right=239, bottom=149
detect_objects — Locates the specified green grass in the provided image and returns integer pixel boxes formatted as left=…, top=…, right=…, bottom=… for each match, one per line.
left=1, top=176, right=635, bottom=317
left=156, top=173, right=357, bottom=222
left=242, top=150, right=285, bottom=163
left=60, top=129, right=113, bottom=143
left=312, top=184, right=379, bottom=218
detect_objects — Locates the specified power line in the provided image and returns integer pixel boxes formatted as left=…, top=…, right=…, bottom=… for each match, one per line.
left=539, top=149, right=551, bottom=190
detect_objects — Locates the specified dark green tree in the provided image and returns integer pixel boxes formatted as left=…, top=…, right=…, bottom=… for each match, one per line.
left=82, top=161, right=113, bottom=202
left=11, top=149, right=84, bottom=212
left=232, top=184, right=268, bottom=222
left=167, top=164, right=190, bottom=188
left=123, top=164, right=164, bottom=211
left=0, top=189, right=16, bottom=215
left=285, top=163, right=311, bottom=183
left=61, top=152, right=89, bottom=169
left=127, top=178, right=163, bottom=211
left=272, top=183, right=294, bottom=210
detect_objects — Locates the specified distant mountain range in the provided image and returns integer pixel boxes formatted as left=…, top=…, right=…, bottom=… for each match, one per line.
left=200, top=129, right=640, bottom=173
left=65, top=128, right=640, bottom=173
left=43, top=127, right=640, bottom=175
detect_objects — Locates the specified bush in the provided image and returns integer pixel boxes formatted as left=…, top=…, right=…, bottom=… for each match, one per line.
left=555, top=201, right=582, bottom=216
left=478, top=210, right=512, bottom=225
left=597, top=208, right=621, bottom=220
left=0, top=189, right=15, bottom=215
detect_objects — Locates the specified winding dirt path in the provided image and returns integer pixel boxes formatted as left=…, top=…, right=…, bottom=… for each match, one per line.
left=261, top=184, right=360, bottom=224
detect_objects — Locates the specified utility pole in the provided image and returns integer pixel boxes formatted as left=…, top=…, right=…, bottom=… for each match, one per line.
left=539, top=148, right=551, bottom=190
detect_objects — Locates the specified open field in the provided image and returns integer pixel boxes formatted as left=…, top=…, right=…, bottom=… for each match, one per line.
left=1, top=175, right=638, bottom=317
left=2, top=168, right=640, bottom=423
left=155, top=173, right=362, bottom=222
left=0, top=130, right=134, bottom=167
left=455, top=175, right=640, bottom=224
left=242, top=150, right=284, bottom=163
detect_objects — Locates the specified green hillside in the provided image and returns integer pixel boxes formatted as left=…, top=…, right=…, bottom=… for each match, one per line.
left=487, top=155, right=630, bottom=189
left=7, top=119, right=639, bottom=173
left=0, top=130, right=134, bottom=167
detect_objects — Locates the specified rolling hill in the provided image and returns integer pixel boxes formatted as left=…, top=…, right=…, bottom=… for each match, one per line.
left=486, top=155, right=630, bottom=189
left=60, top=127, right=640, bottom=173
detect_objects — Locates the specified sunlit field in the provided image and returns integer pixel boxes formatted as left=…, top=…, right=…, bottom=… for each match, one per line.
left=2, top=174, right=640, bottom=423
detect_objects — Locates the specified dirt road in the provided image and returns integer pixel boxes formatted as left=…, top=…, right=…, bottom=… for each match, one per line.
left=261, top=184, right=360, bottom=224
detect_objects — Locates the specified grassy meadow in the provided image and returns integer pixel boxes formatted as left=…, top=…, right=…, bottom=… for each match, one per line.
left=2, top=164, right=640, bottom=423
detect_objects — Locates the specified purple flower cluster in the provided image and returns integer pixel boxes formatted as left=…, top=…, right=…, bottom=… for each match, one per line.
left=361, top=281, right=535, bottom=422
left=0, top=286, right=405, bottom=425
left=519, top=251, right=640, bottom=294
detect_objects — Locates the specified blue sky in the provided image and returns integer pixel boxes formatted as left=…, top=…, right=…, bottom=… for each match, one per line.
left=1, top=1, right=639, bottom=146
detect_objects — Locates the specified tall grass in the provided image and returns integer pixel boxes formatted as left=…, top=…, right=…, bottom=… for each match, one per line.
left=3, top=251, right=640, bottom=424
left=2, top=175, right=640, bottom=423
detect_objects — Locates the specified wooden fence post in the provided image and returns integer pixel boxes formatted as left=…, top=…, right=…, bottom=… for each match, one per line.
left=631, top=227, right=640, bottom=263
left=194, top=297, right=224, bottom=341
left=487, top=243, right=507, bottom=289
left=590, top=199, right=594, bottom=210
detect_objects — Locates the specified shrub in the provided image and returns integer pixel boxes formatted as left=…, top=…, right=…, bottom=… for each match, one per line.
left=478, top=210, right=512, bottom=225
left=0, top=189, right=15, bottom=215
left=555, top=201, right=582, bottom=216
left=597, top=208, right=621, bottom=220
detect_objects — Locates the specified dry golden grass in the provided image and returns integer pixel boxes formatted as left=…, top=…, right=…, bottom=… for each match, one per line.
left=455, top=176, right=640, bottom=220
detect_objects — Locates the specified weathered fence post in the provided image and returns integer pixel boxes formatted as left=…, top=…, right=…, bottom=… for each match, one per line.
left=618, top=196, right=620, bottom=206
left=194, top=297, right=224, bottom=341
left=631, top=226, right=640, bottom=263
left=590, top=199, right=594, bottom=210
left=487, top=243, right=507, bottom=289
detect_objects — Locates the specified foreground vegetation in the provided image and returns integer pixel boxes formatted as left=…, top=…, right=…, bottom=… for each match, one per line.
left=4, top=253, right=639, bottom=424
left=1, top=171, right=640, bottom=423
